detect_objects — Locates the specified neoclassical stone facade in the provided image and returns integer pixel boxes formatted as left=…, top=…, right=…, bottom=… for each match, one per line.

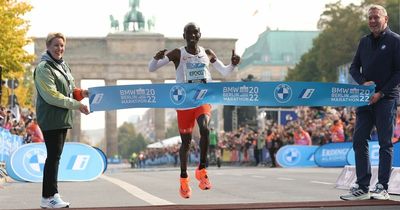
left=33, top=32, right=237, bottom=157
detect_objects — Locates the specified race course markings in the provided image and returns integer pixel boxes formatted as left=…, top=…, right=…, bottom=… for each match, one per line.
left=100, top=175, right=174, bottom=205
left=310, top=180, right=334, bottom=185
left=277, top=177, right=295, bottom=181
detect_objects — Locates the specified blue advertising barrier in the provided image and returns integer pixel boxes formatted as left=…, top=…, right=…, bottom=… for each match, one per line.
left=347, top=141, right=380, bottom=166
left=276, top=145, right=318, bottom=167
left=89, top=81, right=374, bottom=111
left=314, top=142, right=353, bottom=167
left=93, top=147, right=108, bottom=173
left=6, top=143, right=106, bottom=182
left=0, top=128, right=23, bottom=163
left=393, top=142, right=400, bottom=167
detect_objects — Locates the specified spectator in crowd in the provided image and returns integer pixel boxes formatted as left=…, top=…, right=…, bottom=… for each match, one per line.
left=392, top=112, right=400, bottom=143
left=208, top=127, right=218, bottom=165
left=129, top=152, right=138, bottom=168
left=293, top=126, right=312, bottom=146
left=330, top=119, right=345, bottom=143
left=266, top=129, right=283, bottom=167
left=25, top=117, right=44, bottom=143
left=34, top=32, right=90, bottom=208
left=138, top=152, right=145, bottom=168
left=243, top=130, right=255, bottom=163
left=255, top=130, right=265, bottom=166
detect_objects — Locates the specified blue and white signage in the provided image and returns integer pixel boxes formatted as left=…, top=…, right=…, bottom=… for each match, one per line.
left=276, top=145, right=318, bottom=167
left=6, top=143, right=106, bottom=182
left=393, top=142, right=400, bottom=167
left=89, top=82, right=374, bottom=111
left=93, top=146, right=108, bottom=173
left=0, top=128, right=23, bottom=163
left=347, top=141, right=380, bottom=166
left=280, top=110, right=298, bottom=125
left=314, top=142, right=353, bottom=167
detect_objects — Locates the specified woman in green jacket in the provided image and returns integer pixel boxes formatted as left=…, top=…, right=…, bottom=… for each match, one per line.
left=34, top=32, right=90, bottom=209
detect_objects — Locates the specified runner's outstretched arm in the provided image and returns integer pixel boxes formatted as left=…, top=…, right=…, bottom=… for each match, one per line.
left=206, top=49, right=240, bottom=76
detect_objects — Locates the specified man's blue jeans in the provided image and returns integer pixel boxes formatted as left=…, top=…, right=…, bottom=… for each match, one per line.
left=352, top=98, right=396, bottom=191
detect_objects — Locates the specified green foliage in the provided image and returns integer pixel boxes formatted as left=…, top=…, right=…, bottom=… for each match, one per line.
left=287, top=2, right=366, bottom=82
left=0, top=0, right=35, bottom=108
left=286, top=49, right=321, bottom=81
left=287, top=0, right=400, bottom=82
left=0, top=0, right=34, bottom=76
left=118, top=122, right=149, bottom=158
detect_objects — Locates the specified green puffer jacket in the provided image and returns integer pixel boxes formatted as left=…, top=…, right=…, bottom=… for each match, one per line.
left=34, top=52, right=81, bottom=131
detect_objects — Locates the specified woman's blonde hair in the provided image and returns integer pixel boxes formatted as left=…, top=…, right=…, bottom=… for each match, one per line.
left=46, top=32, right=66, bottom=47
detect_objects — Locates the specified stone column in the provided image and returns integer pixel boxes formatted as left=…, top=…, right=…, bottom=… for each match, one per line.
left=217, top=105, right=224, bottom=132
left=217, top=79, right=228, bottom=132
left=154, top=109, right=166, bottom=140
left=151, top=79, right=165, bottom=141
left=71, top=78, right=81, bottom=142
left=105, top=79, right=118, bottom=157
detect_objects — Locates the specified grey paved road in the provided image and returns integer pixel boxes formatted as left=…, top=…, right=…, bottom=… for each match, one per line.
left=1, top=165, right=399, bottom=209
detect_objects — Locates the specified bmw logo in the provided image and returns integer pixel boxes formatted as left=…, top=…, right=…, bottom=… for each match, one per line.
left=274, top=83, right=292, bottom=103
left=23, top=148, right=47, bottom=178
left=170, top=85, right=186, bottom=105
left=283, top=148, right=301, bottom=165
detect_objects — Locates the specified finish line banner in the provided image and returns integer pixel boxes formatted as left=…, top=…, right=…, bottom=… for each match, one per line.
left=88, top=81, right=375, bottom=112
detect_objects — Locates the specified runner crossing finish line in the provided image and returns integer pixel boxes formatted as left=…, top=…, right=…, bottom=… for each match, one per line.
left=88, top=81, right=375, bottom=112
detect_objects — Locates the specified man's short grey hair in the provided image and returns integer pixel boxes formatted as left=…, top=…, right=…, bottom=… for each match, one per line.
left=368, top=4, right=388, bottom=17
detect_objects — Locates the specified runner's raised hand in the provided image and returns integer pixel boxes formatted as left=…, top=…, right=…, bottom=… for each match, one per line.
left=231, top=49, right=240, bottom=65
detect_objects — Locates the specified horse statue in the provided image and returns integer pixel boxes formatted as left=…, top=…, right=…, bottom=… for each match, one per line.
left=123, top=0, right=145, bottom=32
left=109, top=15, right=119, bottom=31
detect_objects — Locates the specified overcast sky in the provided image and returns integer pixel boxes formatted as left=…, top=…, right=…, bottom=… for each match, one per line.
left=26, top=0, right=362, bottom=55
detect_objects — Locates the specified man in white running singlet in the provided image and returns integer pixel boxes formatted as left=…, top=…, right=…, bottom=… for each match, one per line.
left=148, top=22, right=240, bottom=199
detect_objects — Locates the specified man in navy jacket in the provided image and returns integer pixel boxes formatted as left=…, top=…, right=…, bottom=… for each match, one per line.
left=340, top=4, right=400, bottom=201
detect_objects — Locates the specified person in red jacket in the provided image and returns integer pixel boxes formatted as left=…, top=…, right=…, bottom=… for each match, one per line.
left=26, top=118, right=44, bottom=143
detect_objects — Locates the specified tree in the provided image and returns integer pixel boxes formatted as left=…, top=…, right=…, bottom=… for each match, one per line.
left=286, top=49, right=321, bottom=81
left=0, top=0, right=34, bottom=107
left=286, top=2, right=365, bottom=82
left=118, top=122, right=149, bottom=158
left=0, top=0, right=34, bottom=76
left=315, top=2, right=366, bottom=82
left=286, top=0, right=400, bottom=82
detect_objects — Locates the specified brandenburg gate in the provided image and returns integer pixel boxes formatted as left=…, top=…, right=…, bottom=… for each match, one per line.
left=33, top=32, right=237, bottom=157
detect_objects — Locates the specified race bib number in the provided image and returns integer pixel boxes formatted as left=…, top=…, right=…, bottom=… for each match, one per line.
left=185, top=63, right=206, bottom=82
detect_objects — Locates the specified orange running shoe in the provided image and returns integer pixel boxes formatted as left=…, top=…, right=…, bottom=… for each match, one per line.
left=195, top=167, right=212, bottom=190
left=179, top=177, right=192, bottom=199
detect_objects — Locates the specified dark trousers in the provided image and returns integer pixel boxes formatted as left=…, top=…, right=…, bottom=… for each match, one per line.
left=268, top=148, right=277, bottom=167
left=42, top=129, right=67, bottom=198
left=254, top=148, right=260, bottom=165
left=353, top=99, right=395, bottom=191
